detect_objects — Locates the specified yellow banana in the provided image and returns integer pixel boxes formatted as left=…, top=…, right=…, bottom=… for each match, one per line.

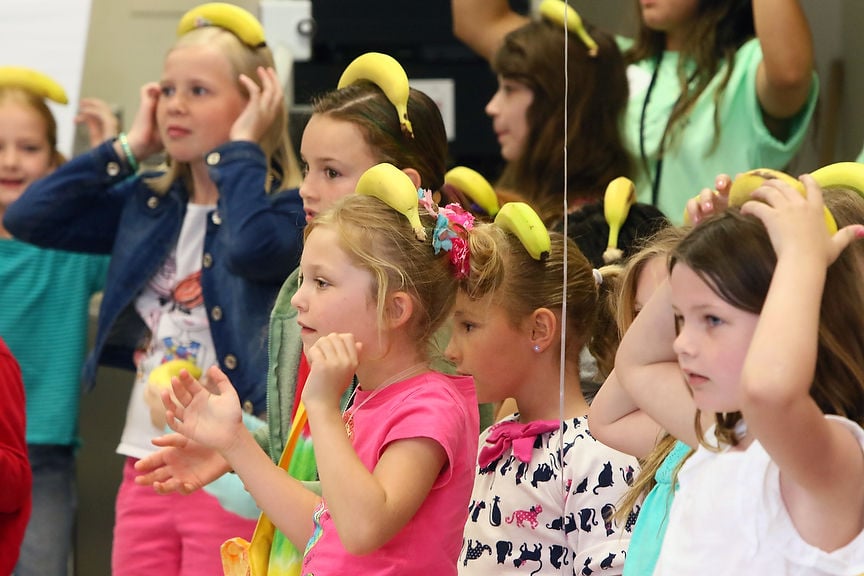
left=811, top=161, right=864, bottom=194
left=0, top=67, right=67, bottom=104
left=177, top=2, right=266, bottom=48
left=355, top=163, right=426, bottom=241
left=729, top=168, right=837, bottom=234
left=444, top=166, right=499, bottom=217
left=338, top=52, right=414, bottom=138
left=602, top=176, right=636, bottom=263
left=148, top=359, right=203, bottom=390
left=538, top=0, right=598, bottom=56
left=494, top=202, right=551, bottom=261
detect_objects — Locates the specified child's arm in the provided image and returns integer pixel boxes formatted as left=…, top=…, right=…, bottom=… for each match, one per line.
left=614, top=281, right=701, bottom=448
left=302, top=333, right=448, bottom=555
left=75, top=98, right=119, bottom=149
left=740, top=176, right=864, bottom=550
left=754, top=0, right=814, bottom=122
left=451, top=0, right=528, bottom=61
left=589, top=369, right=665, bottom=459
left=164, top=367, right=319, bottom=548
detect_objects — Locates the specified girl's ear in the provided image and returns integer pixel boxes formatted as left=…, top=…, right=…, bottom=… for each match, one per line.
left=529, top=307, right=558, bottom=353
left=386, top=291, right=415, bottom=330
left=402, top=168, right=422, bottom=190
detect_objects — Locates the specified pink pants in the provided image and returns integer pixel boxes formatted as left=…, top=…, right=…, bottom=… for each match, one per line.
left=112, top=457, right=258, bottom=576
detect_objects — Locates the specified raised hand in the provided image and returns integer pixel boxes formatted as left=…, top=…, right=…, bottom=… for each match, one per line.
left=123, top=82, right=164, bottom=161
left=133, top=433, right=231, bottom=495
left=75, top=98, right=120, bottom=148
left=684, top=173, right=731, bottom=225
left=163, top=366, right=245, bottom=454
left=230, top=66, right=283, bottom=143
left=742, top=174, right=864, bottom=265
left=301, top=332, right=360, bottom=410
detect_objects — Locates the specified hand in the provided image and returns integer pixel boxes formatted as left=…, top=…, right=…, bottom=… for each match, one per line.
left=163, top=366, right=244, bottom=454
left=230, top=66, right=284, bottom=143
left=134, top=433, right=231, bottom=495
left=742, top=174, right=864, bottom=264
left=124, top=82, right=164, bottom=160
left=301, top=333, right=360, bottom=410
left=75, top=98, right=119, bottom=148
left=685, top=173, right=731, bottom=225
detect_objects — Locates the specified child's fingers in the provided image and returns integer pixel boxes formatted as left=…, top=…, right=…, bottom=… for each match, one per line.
left=829, top=224, right=864, bottom=263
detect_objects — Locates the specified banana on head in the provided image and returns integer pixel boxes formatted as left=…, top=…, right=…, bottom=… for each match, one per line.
left=494, top=202, right=551, bottom=261
left=355, top=163, right=426, bottom=241
left=728, top=168, right=837, bottom=234
left=177, top=2, right=266, bottom=48
left=444, top=166, right=500, bottom=217
left=0, top=67, right=68, bottom=104
left=538, top=0, right=598, bottom=57
left=811, top=161, right=864, bottom=195
left=602, top=176, right=636, bottom=263
left=338, top=52, right=414, bottom=138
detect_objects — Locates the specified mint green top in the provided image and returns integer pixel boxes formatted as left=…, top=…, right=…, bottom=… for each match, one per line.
left=623, top=440, right=691, bottom=576
left=618, top=37, right=818, bottom=224
left=0, top=239, right=107, bottom=446
left=856, top=144, right=864, bottom=164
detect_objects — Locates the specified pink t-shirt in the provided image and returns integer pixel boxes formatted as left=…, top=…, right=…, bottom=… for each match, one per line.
left=302, top=371, right=479, bottom=575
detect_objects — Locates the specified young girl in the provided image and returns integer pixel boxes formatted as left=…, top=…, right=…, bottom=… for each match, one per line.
left=161, top=166, right=479, bottom=573
left=0, top=67, right=111, bottom=576
left=453, top=0, right=817, bottom=223
left=134, top=51, right=463, bottom=573
left=615, top=177, right=864, bottom=573
left=446, top=203, right=639, bottom=574
left=484, top=2, right=634, bottom=224
left=589, top=227, right=688, bottom=576
left=4, top=5, right=304, bottom=575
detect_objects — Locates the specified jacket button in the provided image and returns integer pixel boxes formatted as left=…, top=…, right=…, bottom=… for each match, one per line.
left=206, top=152, right=221, bottom=165
left=106, top=161, right=120, bottom=176
left=224, top=354, right=237, bottom=370
left=242, top=400, right=254, bottom=414
left=211, top=306, right=223, bottom=321
left=211, top=211, right=222, bottom=225
left=147, top=196, right=159, bottom=209
left=202, top=253, right=213, bottom=268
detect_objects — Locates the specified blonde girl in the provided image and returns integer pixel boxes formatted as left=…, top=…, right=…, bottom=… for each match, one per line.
left=162, top=168, right=479, bottom=574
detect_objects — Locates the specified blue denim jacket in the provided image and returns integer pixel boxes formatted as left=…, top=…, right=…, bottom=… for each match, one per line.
left=4, top=139, right=305, bottom=415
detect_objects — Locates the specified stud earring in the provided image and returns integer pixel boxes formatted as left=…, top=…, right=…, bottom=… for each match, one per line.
left=533, top=345, right=541, bottom=352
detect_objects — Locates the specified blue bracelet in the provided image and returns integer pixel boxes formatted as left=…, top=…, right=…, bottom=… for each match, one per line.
left=118, top=133, right=139, bottom=172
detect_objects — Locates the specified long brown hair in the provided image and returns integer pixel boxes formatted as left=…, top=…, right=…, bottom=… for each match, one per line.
left=493, top=19, right=634, bottom=224
left=672, top=209, right=864, bottom=449
left=626, top=0, right=755, bottom=152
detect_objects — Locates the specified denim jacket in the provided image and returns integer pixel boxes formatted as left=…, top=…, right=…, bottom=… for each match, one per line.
left=4, top=139, right=305, bottom=415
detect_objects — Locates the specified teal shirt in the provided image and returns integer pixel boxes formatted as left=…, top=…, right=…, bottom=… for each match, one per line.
left=856, top=144, right=864, bottom=164
left=0, top=239, right=108, bottom=446
left=623, top=440, right=691, bottom=576
left=618, top=37, right=819, bottom=223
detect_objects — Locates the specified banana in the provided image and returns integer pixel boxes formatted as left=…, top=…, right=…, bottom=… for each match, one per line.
left=602, top=176, right=636, bottom=263
left=177, top=2, right=266, bottom=47
left=811, top=161, right=864, bottom=194
left=338, top=52, right=414, bottom=138
left=538, top=0, right=599, bottom=57
left=148, top=359, right=203, bottom=390
left=494, top=202, right=551, bottom=261
left=729, top=168, right=837, bottom=234
left=444, top=166, right=499, bottom=217
left=355, top=163, right=426, bottom=241
left=0, top=67, right=68, bottom=104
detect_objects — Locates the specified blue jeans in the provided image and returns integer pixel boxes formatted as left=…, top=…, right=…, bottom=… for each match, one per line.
left=14, top=444, right=76, bottom=576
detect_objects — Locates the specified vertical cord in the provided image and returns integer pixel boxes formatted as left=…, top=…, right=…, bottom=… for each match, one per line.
left=558, top=2, right=570, bottom=556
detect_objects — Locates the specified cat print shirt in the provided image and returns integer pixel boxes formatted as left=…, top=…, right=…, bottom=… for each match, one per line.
left=459, top=414, right=640, bottom=575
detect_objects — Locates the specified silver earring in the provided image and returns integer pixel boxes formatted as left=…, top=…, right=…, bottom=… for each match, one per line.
left=533, top=345, right=541, bottom=352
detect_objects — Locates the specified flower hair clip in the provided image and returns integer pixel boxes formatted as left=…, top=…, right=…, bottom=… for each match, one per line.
left=419, top=189, right=475, bottom=279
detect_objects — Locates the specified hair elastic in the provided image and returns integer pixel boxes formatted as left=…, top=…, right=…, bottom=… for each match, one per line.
left=419, top=188, right=475, bottom=278
left=592, top=268, right=603, bottom=286
left=117, top=133, right=139, bottom=173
